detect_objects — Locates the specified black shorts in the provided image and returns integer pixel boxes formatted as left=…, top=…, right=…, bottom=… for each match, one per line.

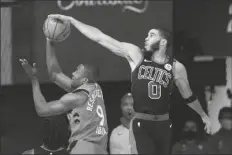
left=130, top=118, right=172, bottom=154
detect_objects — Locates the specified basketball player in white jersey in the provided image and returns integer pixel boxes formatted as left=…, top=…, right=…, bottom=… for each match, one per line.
left=19, top=39, right=108, bottom=154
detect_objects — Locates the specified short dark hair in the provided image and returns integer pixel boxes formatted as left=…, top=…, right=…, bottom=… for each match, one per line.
left=82, top=64, right=99, bottom=82
left=42, top=115, right=70, bottom=150
left=157, top=28, right=172, bottom=47
left=218, top=107, right=232, bottom=120
left=121, top=93, right=133, bottom=106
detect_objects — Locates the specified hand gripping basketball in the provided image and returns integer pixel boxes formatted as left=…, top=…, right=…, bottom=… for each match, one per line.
left=43, top=14, right=71, bottom=42
left=48, top=14, right=71, bottom=23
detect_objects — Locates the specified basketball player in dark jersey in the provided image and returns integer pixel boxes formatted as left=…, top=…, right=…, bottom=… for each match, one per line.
left=48, top=14, right=211, bottom=154
left=22, top=115, right=69, bottom=155
left=19, top=39, right=108, bottom=154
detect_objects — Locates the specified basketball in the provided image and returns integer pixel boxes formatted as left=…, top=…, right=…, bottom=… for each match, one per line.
left=43, top=17, right=71, bottom=42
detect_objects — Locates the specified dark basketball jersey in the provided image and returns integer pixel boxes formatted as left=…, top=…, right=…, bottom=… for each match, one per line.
left=131, top=57, right=174, bottom=115
left=67, top=83, right=108, bottom=150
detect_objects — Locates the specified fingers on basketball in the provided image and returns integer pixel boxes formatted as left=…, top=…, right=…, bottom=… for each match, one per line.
left=43, top=16, right=71, bottom=42
left=48, top=14, right=57, bottom=18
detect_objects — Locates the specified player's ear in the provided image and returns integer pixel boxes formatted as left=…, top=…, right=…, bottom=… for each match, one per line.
left=160, top=38, right=167, bottom=46
left=82, top=78, right=88, bottom=83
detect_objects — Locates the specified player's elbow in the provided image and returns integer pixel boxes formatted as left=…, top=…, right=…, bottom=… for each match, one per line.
left=49, top=72, right=58, bottom=83
left=36, top=110, right=47, bottom=117
left=94, top=30, right=106, bottom=43
left=47, top=72, right=54, bottom=81
left=35, top=107, right=50, bottom=117
left=36, top=110, right=48, bottom=117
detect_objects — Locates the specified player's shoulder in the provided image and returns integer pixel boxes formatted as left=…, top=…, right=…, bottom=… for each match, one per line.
left=82, top=83, right=98, bottom=91
left=110, top=125, right=122, bottom=140
left=73, top=83, right=97, bottom=95
left=111, top=125, right=127, bottom=135
left=173, top=59, right=183, bottom=68
left=173, top=59, right=186, bottom=72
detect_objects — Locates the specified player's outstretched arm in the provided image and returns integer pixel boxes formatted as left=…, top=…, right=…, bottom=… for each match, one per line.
left=31, top=79, right=88, bottom=117
left=48, top=14, right=143, bottom=71
left=19, top=59, right=88, bottom=117
left=174, top=61, right=211, bottom=133
left=46, top=39, right=73, bottom=92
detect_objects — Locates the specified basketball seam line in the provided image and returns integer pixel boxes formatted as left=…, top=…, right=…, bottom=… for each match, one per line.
left=53, top=20, right=59, bottom=39
left=47, top=17, right=51, bottom=38
left=55, top=22, right=69, bottom=40
left=55, top=22, right=69, bottom=41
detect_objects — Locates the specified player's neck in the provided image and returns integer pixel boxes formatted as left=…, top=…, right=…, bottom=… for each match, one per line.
left=151, top=49, right=167, bottom=64
left=120, top=117, right=130, bottom=129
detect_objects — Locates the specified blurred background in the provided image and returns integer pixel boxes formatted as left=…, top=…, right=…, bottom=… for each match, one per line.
left=0, top=0, right=231, bottom=153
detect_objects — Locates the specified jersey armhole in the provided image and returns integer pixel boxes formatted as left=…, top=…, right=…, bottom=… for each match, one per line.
left=131, top=54, right=144, bottom=73
left=73, top=89, right=89, bottom=96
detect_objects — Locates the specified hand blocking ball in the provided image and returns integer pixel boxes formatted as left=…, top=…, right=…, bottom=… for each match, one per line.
left=43, top=17, right=71, bottom=42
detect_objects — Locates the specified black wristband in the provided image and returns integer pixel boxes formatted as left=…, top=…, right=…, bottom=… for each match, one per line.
left=185, top=94, right=197, bottom=104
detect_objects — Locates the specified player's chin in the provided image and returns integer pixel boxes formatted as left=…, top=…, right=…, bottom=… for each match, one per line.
left=144, top=46, right=148, bottom=51
left=144, top=46, right=152, bottom=52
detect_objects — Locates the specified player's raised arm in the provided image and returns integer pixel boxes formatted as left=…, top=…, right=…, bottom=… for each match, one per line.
left=33, top=89, right=88, bottom=117
left=48, top=14, right=143, bottom=71
left=19, top=59, right=88, bottom=117
left=173, top=61, right=211, bottom=133
left=46, top=39, right=73, bottom=92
